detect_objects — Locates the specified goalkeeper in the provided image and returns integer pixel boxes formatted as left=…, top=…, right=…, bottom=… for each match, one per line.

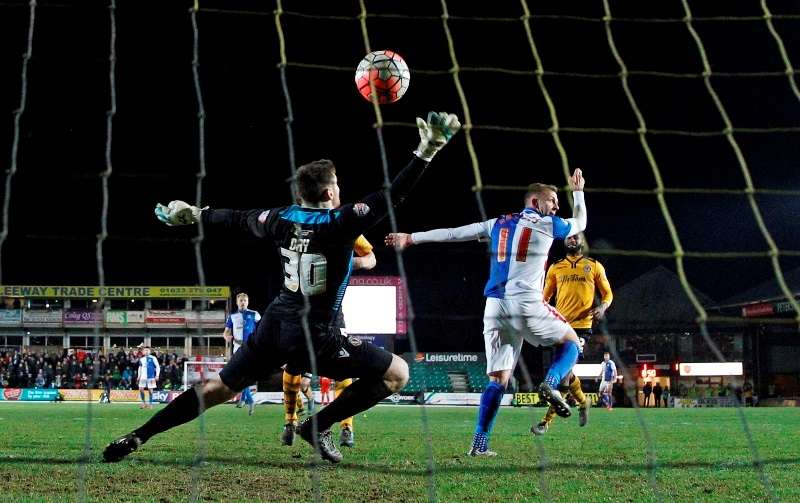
left=102, top=111, right=461, bottom=464
left=532, top=232, right=613, bottom=435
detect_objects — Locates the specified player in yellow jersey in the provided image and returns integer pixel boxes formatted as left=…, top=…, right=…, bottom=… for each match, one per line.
left=532, top=232, right=612, bottom=435
left=281, top=234, right=376, bottom=446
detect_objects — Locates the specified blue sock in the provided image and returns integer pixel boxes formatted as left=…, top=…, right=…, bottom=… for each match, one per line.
left=471, top=381, right=505, bottom=451
left=544, top=341, right=579, bottom=388
left=149, top=390, right=153, bottom=405
left=242, top=387, right=253, bottom=405
left=140, top=390, right=145, bottom=403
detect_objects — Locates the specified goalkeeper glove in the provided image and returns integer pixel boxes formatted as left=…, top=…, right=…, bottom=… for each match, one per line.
left=154, top=200, right=206, bottom=226
left=414, top=111, right=461, bottom=162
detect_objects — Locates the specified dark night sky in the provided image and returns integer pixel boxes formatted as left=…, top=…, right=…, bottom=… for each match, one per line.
left=0, top=0, right=798, bottom=350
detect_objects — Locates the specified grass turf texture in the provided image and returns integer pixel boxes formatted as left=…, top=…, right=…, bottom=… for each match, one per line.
left=0, top=403, right=798, bottom=502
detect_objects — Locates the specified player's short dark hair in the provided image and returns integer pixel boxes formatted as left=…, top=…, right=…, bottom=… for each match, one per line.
left=295, top=159, right=336, bottom=203
left=524, top=182, right=558, bottom=202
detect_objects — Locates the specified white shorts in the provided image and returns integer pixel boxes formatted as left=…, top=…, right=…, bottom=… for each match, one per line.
left=138, top=378, right=157, bottom=389
left=233, top=341, right=243, bottom=353
left=599, top=380, right=613, bottom=393
left=482, top=297, right=571, bottom=375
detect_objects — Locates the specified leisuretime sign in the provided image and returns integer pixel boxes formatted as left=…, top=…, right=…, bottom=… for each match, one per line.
left=0, top=285, right=230, bottom=299
left=413, top=352, right=485, bottom=363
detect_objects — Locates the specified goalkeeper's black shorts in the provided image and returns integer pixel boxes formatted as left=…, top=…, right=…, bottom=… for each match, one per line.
left=219, top=304, right=392, bottom=392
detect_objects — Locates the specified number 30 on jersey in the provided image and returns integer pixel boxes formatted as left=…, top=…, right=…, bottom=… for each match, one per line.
left=280, top=248, right=327, bottom=295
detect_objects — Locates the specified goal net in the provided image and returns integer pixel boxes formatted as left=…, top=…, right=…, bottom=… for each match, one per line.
left=1, top=0, right=798, bottom=501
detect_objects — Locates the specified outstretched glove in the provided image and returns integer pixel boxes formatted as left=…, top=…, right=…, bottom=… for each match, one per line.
left=154, top=200, right=206, bottom=226
left=414, top=111, right=461, bottom=162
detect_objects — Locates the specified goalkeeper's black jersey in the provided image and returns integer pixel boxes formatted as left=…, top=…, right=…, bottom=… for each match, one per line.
left=202, top=156, right=427, bottom=326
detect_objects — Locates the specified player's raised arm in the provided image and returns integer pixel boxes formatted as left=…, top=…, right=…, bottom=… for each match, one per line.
left=339, top=111, right=461, bottom=233
left=154, top=202, right=277, bottom=239
left=565, top=168, right=587, bottom=237
left=385, top=220, right=493, bottom=250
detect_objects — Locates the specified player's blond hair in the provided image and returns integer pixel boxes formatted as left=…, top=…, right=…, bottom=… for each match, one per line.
left=236, top=292, right=248, bottom=300
left=524, top=183, right=558, bottom=204
left=525, top=183, right=558, bottom=198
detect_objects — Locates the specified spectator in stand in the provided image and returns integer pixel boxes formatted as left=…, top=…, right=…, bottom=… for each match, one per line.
left=120, top=367, right=133, bottom=389
left=35, top=370, right=45, bottom=389
left=642, top=381, right=652, bottom=407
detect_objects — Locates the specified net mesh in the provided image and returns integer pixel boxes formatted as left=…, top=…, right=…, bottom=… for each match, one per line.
left=0, top=1, right=798, bottom=501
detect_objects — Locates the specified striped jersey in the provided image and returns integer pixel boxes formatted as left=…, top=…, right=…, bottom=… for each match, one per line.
left=412, top=207, right=576, bottom=301
left=138, top=355, right=160, bottom=380
left=600, top=359, right=617, bottom=381
left=225, top=309, right=262, bottom=343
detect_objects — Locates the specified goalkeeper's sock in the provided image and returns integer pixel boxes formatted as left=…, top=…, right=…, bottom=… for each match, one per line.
left=134, top=387, right=202, bottom=443
left=335, top=378, right=351, bottom=399
left=475, top=381, right=505, bottom=435
left=283, top=372, right=301, bottom=423
left=569, top=375, right=587, bottom=407
left=544, top=341, right=579, bottom=388
left=311, top=378, right=391, bottom=432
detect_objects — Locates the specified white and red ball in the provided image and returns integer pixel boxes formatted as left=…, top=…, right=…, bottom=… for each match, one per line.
left=355, top=50, right=410, bottom=104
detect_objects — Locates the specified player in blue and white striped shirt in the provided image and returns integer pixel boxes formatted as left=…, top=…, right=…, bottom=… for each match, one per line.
left=599, top=352, right=618, bottom=410
left=137, top=347, right=160, bottom=409
left=223, top=292, right=261, bottom=415
left=387, top=170, right=587, bottom=456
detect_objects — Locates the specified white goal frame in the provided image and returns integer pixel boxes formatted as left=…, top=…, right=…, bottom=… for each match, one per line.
left=182, top=360, right=227, bottom=390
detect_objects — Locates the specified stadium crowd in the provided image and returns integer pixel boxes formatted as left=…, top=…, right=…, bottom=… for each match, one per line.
left=0, top=348, right=187, bottom=390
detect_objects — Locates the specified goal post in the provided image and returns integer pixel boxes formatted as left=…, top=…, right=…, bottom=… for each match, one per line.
left=182, top=359, right=227, bottom=391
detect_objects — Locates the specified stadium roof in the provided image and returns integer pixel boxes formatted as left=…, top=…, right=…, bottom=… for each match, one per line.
left=607, top=265, right=714, bottom=332
left=713, top=267, right=800, bottom=308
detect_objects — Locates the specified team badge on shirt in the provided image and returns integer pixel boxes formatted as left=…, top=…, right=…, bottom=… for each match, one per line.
left=353, top=203, right=370, bottom=217
left=348, top=336, right=362, bottom=347
left=584, top=264, right=592, bottom=273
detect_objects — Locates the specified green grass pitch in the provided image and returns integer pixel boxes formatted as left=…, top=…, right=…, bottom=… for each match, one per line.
left=0, top=403, right=798, bottom=502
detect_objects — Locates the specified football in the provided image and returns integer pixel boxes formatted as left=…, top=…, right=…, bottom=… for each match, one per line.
left=354, top=50, right=410, bottom=104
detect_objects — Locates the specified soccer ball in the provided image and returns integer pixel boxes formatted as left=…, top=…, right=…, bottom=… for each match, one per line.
left=354, top=50, right=410, bottom=104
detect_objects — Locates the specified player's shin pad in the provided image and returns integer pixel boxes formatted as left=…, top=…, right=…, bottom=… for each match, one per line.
left=569, top=375, right=587, bottom=406
left=543, top=406, right=558, bottom=425
left=282, top=372, right=302, bottom=423
left=312, top=378, right=391, bottom=432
